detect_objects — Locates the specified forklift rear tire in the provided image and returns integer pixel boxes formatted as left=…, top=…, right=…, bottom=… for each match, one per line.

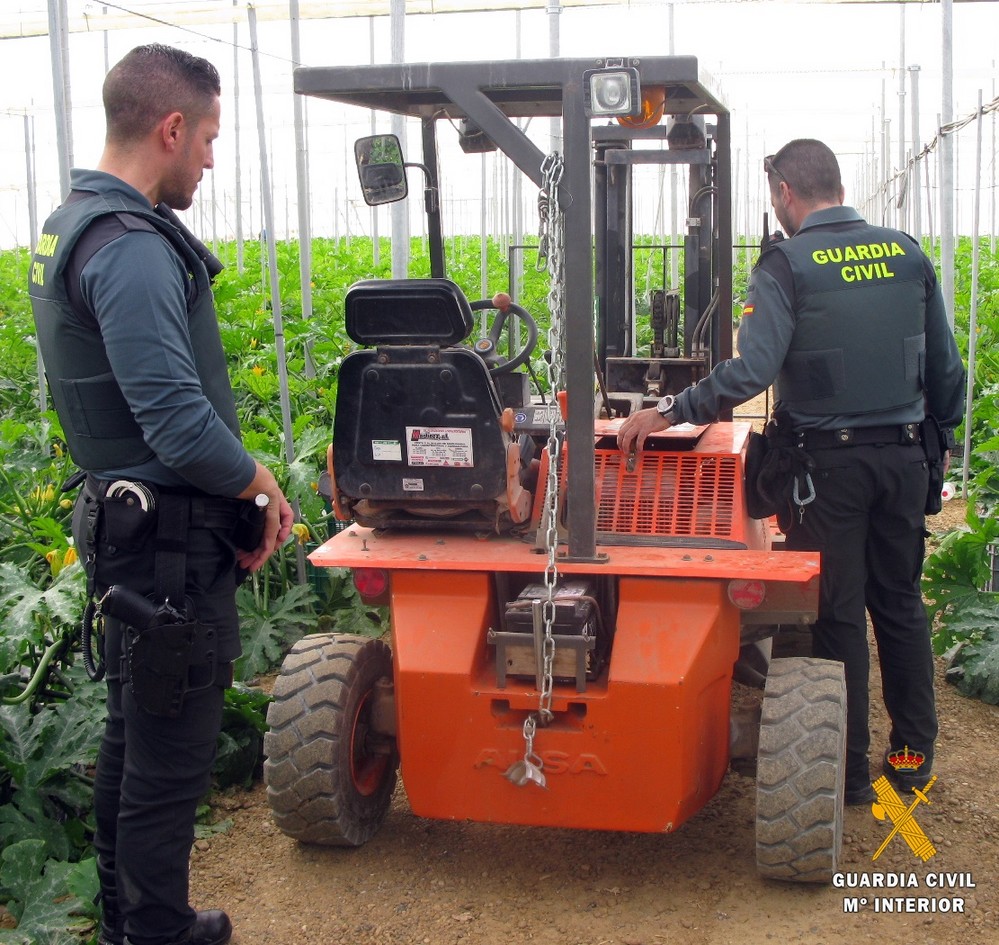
left=755, top=656, right=846, bottom=883
left=264, top=634, right=398, bottom=846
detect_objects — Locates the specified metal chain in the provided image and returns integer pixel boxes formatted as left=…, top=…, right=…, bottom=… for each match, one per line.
left=504, top=152, right=566, bottom=788
left=537, top=151, right=566, bottom=728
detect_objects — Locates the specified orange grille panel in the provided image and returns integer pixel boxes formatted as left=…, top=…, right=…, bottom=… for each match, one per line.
left=533, top=445, right=747, bottom=545
left=590, top=450, right=741, bottom=540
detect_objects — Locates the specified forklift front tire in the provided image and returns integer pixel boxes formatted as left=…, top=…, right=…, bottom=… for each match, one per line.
left=755, top=656, right=846, bottom=883
left=264, top=633, right=398, bottom=847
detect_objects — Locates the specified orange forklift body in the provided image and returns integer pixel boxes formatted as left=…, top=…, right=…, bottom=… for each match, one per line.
left=310, top=422, right=820, bottom=834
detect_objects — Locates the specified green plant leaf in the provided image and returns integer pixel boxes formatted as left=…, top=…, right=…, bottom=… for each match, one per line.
left=234, top=581, right=317, bottom=680
left=946, top=618, right=999, bottom=704
left=0, top=840, right=92, bottom=945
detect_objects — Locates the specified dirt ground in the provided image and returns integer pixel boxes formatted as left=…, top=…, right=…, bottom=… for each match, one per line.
left=188, top=497, right=999, bottom=945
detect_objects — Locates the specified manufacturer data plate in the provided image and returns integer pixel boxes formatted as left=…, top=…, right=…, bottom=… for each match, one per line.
left=405, top=427, right=474, bottom=467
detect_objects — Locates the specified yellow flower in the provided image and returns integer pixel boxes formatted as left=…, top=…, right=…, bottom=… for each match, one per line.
left=53, top=441, right=64, bottom=458
left=251, top=365, right=265, bottom=376
left=63, top=547, right=78, bottom=567
left=32, top=484, right=56, bottom=503
left=250, top=338, right=259, bottom=349
left=60, top=498, right=73, bottom=509
left=291, top=522, right=311, bottom=545
left=46, top=548, right=63, bottom=575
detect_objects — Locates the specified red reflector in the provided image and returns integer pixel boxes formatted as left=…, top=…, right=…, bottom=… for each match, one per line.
left=728, top=579, right=766, bottom=610
left=353, top=568, right=389, bottom=599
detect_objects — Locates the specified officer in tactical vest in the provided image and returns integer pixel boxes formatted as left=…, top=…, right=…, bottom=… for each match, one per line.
left=618, top=138, right=965, bottom=807
left=28, top=45, right=294, bottom=945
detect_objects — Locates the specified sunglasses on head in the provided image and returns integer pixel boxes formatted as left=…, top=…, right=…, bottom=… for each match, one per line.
left=764, top=154, right=790, bottom=188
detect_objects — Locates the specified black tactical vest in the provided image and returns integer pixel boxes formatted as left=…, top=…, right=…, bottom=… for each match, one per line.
left=771, top=223, right=927, bottom=416
left=29, top=190, right=240, bottom=471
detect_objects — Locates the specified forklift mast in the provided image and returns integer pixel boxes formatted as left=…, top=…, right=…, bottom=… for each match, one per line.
left=295, top=56, right=733, bottom=560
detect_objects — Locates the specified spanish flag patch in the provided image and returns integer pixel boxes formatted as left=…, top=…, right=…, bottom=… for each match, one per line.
left=743, top=303, right=755, bottom=316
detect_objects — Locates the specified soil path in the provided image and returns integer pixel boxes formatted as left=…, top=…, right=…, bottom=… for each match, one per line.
left=190, top=503, right=998, bottom=945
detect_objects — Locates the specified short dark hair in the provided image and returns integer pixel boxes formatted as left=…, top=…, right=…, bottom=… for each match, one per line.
left=103, top=44, right=221, bottom=144
left=766, top=139, right=842, bottom=202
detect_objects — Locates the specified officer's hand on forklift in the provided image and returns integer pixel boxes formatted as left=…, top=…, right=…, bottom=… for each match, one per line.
left=236, top=462, right=295, bottom=572
left=617, top=407, right=672, bottom=456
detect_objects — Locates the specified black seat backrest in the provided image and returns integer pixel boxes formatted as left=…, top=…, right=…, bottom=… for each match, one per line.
left=333, top=279, right=509, bottom=507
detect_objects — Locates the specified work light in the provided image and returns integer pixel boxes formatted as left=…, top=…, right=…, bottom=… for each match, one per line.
left=583, top=66, right=641, bottom=118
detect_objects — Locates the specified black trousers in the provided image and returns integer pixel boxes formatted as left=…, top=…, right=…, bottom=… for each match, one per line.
left=784, top=441, right=936, bottom=790
left=74, top=486, right=240, bottom=945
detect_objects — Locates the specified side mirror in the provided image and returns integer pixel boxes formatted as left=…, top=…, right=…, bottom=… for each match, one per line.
left=354, top=134, right=408, bottom=206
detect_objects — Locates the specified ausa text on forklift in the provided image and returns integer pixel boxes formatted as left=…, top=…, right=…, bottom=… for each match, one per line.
left=263, top=56, right=846, bottom=883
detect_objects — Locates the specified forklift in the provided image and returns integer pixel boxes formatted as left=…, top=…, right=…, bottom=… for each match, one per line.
left=263, top=56, right=845, bottom=883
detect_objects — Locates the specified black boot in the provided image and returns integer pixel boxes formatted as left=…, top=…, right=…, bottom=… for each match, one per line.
left=122, top=910, right=232, bottom=945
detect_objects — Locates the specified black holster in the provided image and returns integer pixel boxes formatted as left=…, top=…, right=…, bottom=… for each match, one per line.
left=102, top=585, right=219, bottom=718
left=921, top=415, right=947, bottom=516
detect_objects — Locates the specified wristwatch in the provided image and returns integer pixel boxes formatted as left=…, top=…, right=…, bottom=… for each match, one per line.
left=656, top=394, right=676, bottom=419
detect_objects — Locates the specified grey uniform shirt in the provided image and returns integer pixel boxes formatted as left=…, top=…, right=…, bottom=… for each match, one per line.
left=672, top=206, right=965, bottom=432
left=73, top=170, right=255, bottom=495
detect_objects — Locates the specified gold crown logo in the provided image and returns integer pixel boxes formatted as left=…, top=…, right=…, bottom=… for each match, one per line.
left=887, top=745, right=925, bottom=771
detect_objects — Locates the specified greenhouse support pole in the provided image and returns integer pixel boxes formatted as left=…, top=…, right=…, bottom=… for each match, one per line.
left=897, top=6, right=907, bottom=230
left=910, top=65, right=922, bottom=246
left=480, top=153, right=488, bottom=300
left=390, top=0, right=409, bottom=278
left=233, top=3, right=245, bottom=272
left=248, top=4, right=305, bottom=583
left=961, top=90, right=984, bottom=499
left=370, top=17, right=380, bottom=269
left=547, top=0, right=561, bottom=153
left=940, top=0, right=955, bottom=328
left=25, top=113, right=45, bottom=413
left=47, top=0, right=73, bottom=197
left=290, top=0, right=316, bottom=378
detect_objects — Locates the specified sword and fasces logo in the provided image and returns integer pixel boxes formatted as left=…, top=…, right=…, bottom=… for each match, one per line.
left=871, top=746, right=937, bottom=862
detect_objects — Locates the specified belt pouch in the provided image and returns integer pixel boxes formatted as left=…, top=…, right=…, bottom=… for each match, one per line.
left=126, top=620, right=196, bottom=718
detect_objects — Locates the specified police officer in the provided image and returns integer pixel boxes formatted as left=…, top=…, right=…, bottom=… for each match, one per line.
left=28, top=45, right=294, bottom=945
left=618, top=139, right=965, bottom=806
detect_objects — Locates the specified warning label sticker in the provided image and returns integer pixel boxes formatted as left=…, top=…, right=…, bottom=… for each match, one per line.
left=406, top=427, right=474, bottom=467
left=371, top=440, right=402, bottom=462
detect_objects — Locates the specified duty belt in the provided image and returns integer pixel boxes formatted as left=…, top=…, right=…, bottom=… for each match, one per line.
left=785, top=423, right=921, bottom=451
left=84, top=475, right=243, bottom=530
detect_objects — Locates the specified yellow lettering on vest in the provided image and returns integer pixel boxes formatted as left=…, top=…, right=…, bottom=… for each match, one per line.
left=812, top=249, right=828, bottom=264
left=30, top=261, right=45, bottom=286
left=841, top=262, right=895, bottom=283
left=869, top=243, right=884, bottom=259
left=36, top=232, right=60, bottom=257
left=855, top=244, right=871, bottom=260
left=827, top=247, right=843, bottom=263
left=843, top=245, right=858, bottom=262
left=890, top=241, right=906, bottom=256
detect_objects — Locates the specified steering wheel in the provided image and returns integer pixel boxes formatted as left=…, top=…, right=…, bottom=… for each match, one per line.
left=468, top=293, right=539, bottom=376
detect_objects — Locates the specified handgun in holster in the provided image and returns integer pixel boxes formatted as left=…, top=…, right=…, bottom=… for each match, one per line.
left=101, top=584, right=216, bottom=719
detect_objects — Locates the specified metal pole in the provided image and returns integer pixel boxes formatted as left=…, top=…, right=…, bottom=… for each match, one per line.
left=910, top=64, right=922, bottom=245
left=25, top=113, right=45, bottom=413
left=940, top=0, right=955, bottom=328
left=248, top=6, right=298, bottom=501
left=547, top=0, right=561, bottom=154
left=962, top=90, right=984, bottom=498
left=289, top=0, right=316, bottom=377
left=47, top=0, right=73, bottom=197
left=370, top=17, right=380, bottom=269
left=898, top=5, right=907, bottom=230
left=233, top=2, right=244, bottom=271
left=668, top=3, right=678, bottom=291
left=390, top=0, right=409, bottom=278
left=480, top=152, right=488, bottom=299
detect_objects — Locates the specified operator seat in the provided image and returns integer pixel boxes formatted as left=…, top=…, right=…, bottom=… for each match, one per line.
left=330, top=278, right=531, bottom=531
